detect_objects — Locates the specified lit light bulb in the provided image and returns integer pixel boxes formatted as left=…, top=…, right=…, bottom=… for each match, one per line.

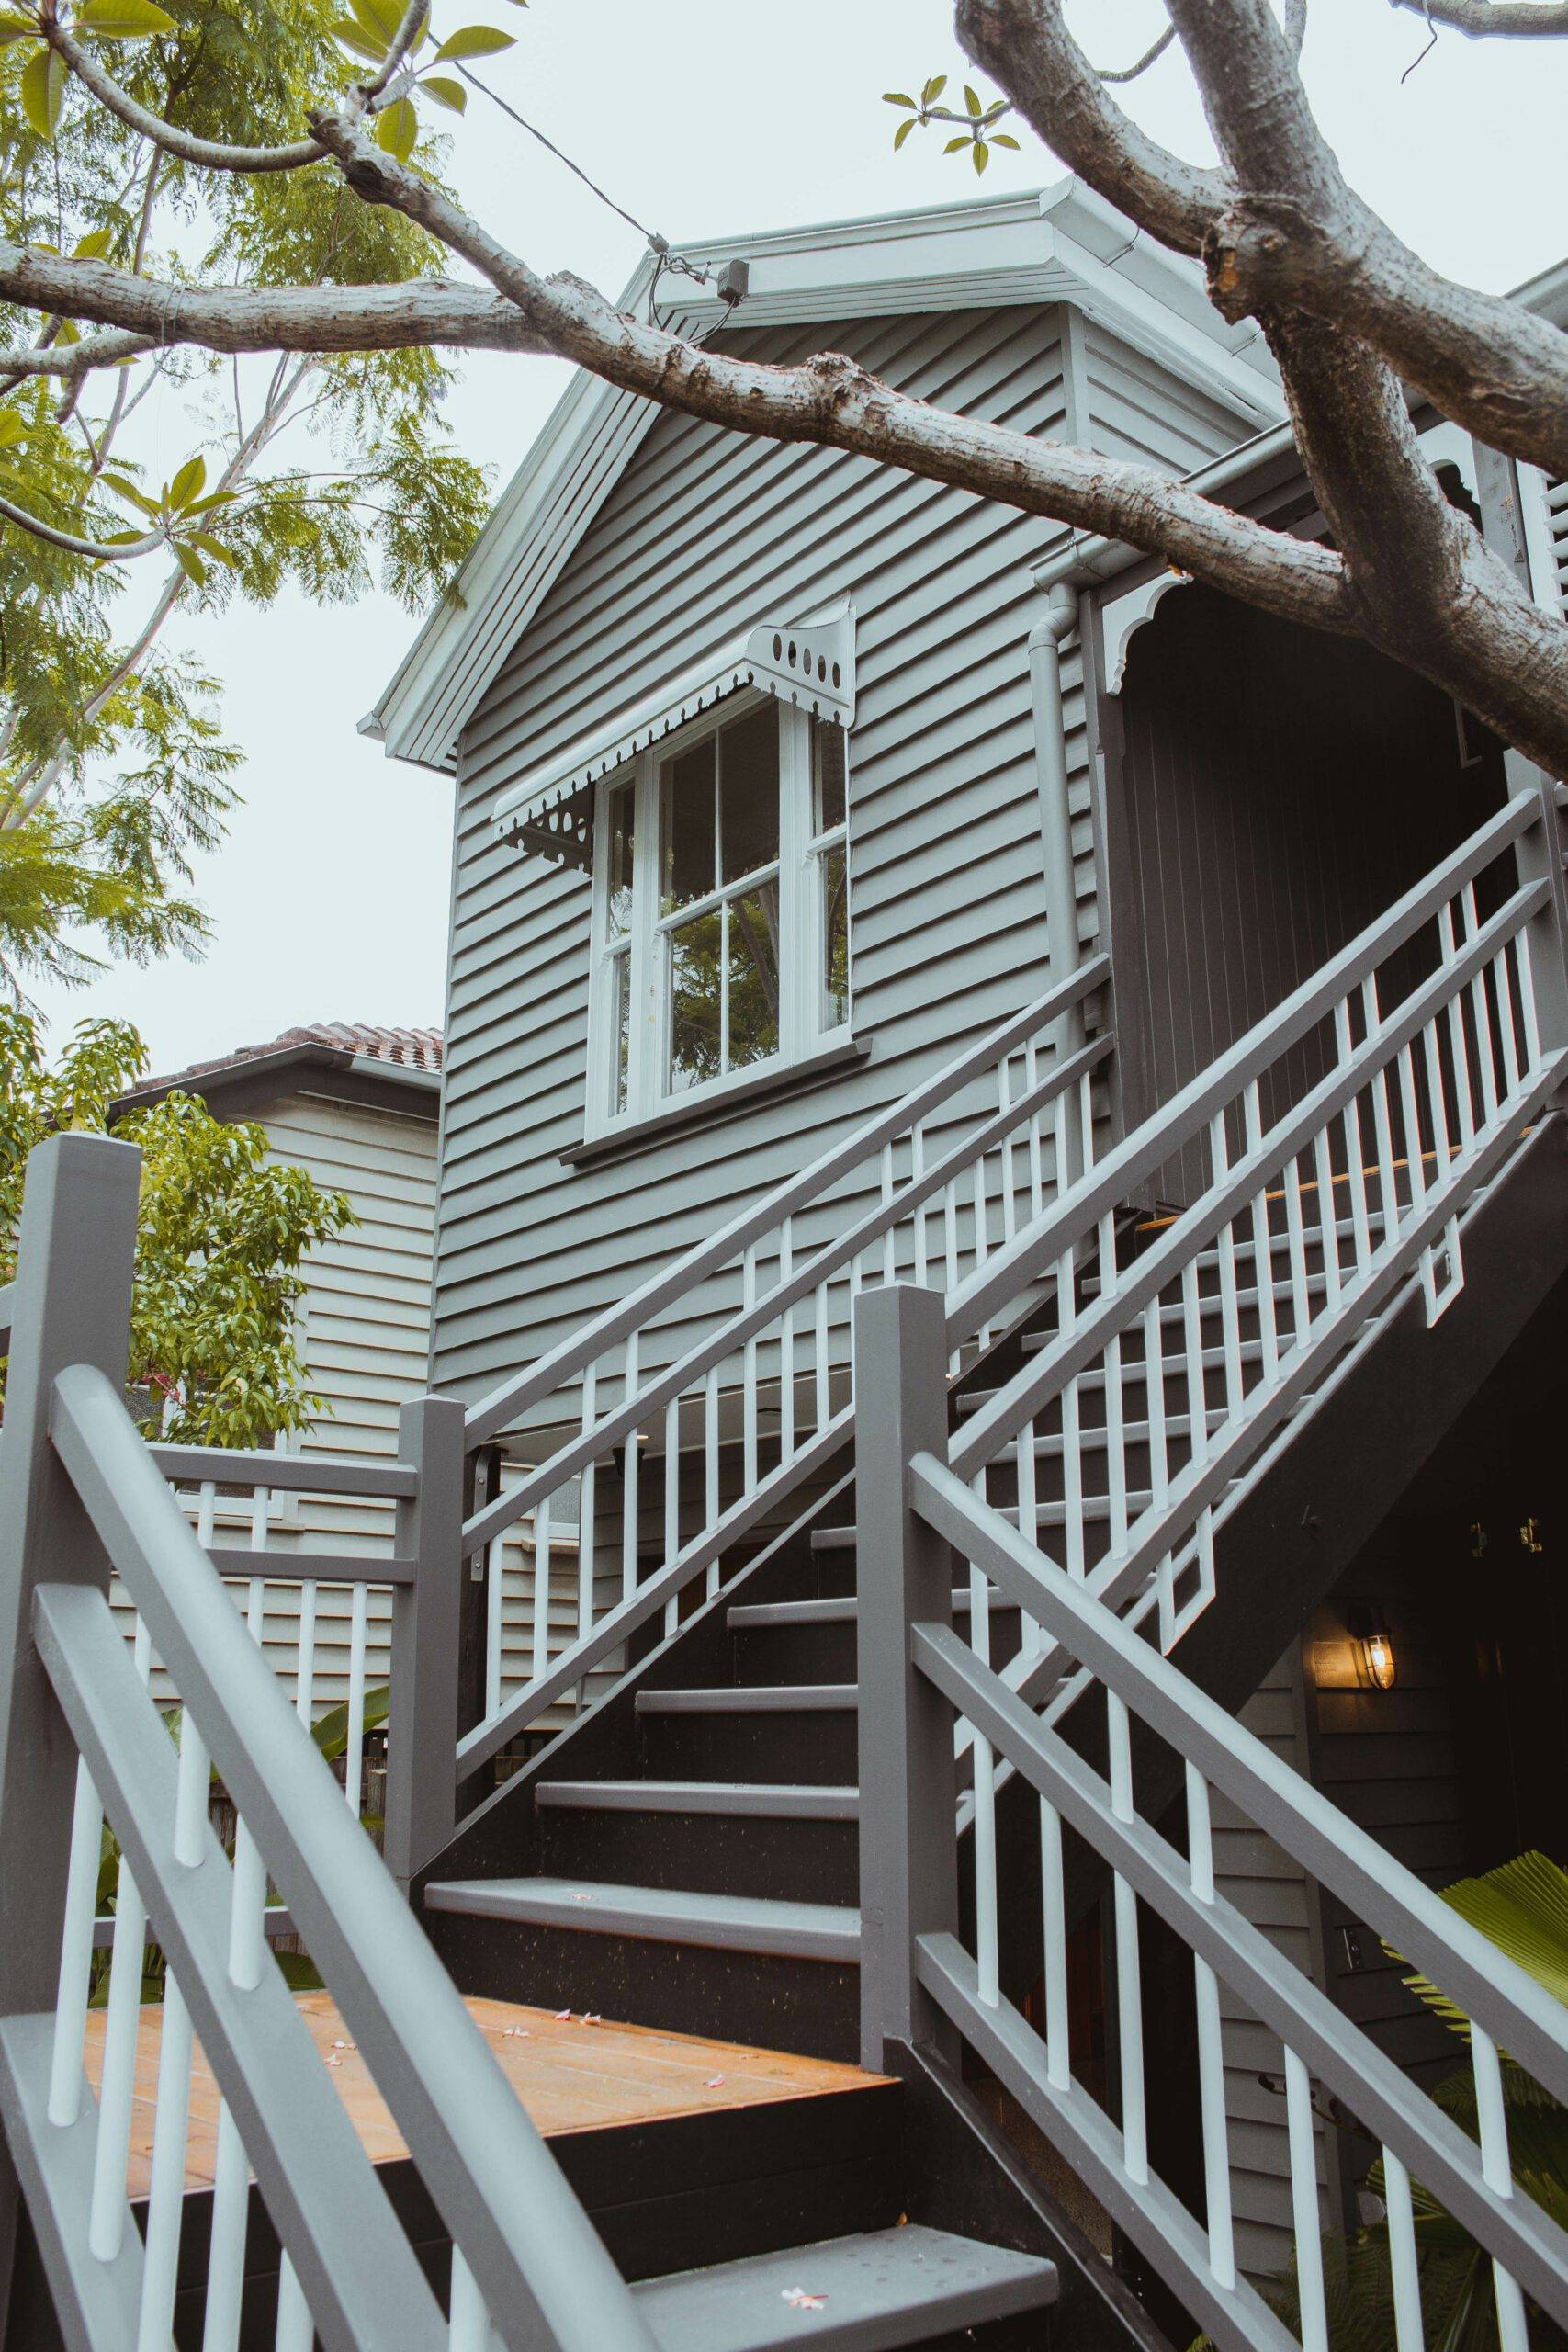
left=1364, top=1632, right=1395, bottom=1691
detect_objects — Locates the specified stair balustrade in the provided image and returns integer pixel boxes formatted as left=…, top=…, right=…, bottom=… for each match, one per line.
left=856, top=1275, right=1568, bottom=2352
left=0, top=1132, right=658, bottom=2351
left=455, top=953, right=1113, bottom=1785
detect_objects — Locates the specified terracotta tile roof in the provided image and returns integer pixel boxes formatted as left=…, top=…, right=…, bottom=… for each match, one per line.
left=139, top=1022, right=444, bottom=1097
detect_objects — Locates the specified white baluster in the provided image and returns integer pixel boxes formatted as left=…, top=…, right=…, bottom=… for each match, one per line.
left=1334, top=999, right=1375, bottom=1276
left=911, top=1124, right=929, bottom=1287
left=48, top=1759, right=104, bottom=2127
left=580, top=1360, right=599, bottom=1657
left=970, top=1520, right=999, bottom=2009
left=1461, top=883, right=1502, bottom=1125
left=1039, top=1796, right=1070, bottom=2089
left=1100, top=1213, right=1127, bottom=1555
left=1107, top=1694, right=1146, bottom=2188
left=1361, top=977, right=1403, bottom=1242
left=1185, top=1766, right=1234, bottom=2290
left=1282, top=1152, right=1313, bottom=1352
left=1473, top=2024, right=1529, bottom=2352
left=882, top=1142, right=897, bottom=1282
left=1311, top=1129, right=1342, bottom=1319
left=344, top=1582, right=368, bottom=1819
left=203, top=2101, right=249, bottom=2352
left=705, top=1363, right=721, bottom=1600
left=484, top=1521, right=506, bottom=1724
left=1492, top=933, right=1524, bottom=1099
left=621, top=1329, right=640, bottom=1606
left=229, top=1585, right=268, bottom=1995
left=531, top=1496, right=553, bottom=1687
left=998, top=1058, right=1018, bottom=1248
left=1438, top=899, right=1478, bottom=1150
left=447, top=2247, right=493, bottom=2352
left=742, top=1245, right=760, bottom=1490
left=663, top=1397, right=681, bottom=1639
left=1284, top=2048, right=1328, bottom=2352
left=138, top=1973, right=194, bottom=2349
left=90, top=1624, right=153, bottom=2260
left=1242, top=1083, right=1279, bottom=1384
left=1145, top=1298, right=1175, bottom=1652
left=1059, top=1245, right=1085, bottom=1583
left=814, top=1280, right=830, bottom=1433
left=1208, top=1115, right=1246, bottom=1422
left=274, top=2255, right=314, bottom=2352
left=1382, top=2147, right=1426, bottom=2352
left=778, top=1218, right=795, bottom=1464
left=1014, top=1419, right=1039, bottom=1656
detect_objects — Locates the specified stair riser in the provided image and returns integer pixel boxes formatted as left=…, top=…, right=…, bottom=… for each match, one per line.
left=538, top=1807, right=860, bottom=1905
left=733, top=1611, right=1028, bottom=1687
left=423, top=1908, right=860, bottom=2060
left=639, top=1704, right=860, bottom=1783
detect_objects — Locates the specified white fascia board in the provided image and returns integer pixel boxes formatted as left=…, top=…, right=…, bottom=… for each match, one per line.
left=372, top=177, right=1286, bottom=775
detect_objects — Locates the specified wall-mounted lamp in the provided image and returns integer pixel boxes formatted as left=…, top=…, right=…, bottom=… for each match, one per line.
left=1348, top=1603, right=1396, bottom=1692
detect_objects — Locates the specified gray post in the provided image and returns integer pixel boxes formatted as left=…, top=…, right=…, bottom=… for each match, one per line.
left=1029, top=582, right=1089, bottom=1186
left=0, top=1135, right=141, bottom=2316
left=854, top=1282, right=960, bottom=2075
left=384, top=1392, right=468, bottom=1894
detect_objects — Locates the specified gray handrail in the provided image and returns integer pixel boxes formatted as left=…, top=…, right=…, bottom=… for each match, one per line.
left=462, top=951, right=1111, bottom=1449
left=51, top=1358, right=660, bottom=2352
left=910, top=1458, right=1568, bottom=2334
left=952, top=869, right=1551, bottom=1476
left=152, top=1440, right=418, bottom=1500
left=462, top=1027, right=1112, bottom=1557
left=948, top=788, right=1541, bottom=1344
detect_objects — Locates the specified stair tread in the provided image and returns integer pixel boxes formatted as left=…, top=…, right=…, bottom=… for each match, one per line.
left=637, top=1682, right=857, bottom=1713
left=729, top=1590, right=1004, bottom=1630
left=423, top=1875, right=861, bottom=1960
left=818, top=1489, right=1168, bottom=1550
left=634, top=2224, right=1057, bottom=2352
left=536, top=1780, right=858, bottom=1819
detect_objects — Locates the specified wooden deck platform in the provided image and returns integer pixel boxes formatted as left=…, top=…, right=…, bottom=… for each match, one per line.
left=85, top=1993, right=884, bottom=2198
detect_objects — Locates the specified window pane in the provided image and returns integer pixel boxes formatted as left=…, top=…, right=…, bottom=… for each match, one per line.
left=719, top=705, right=780, bottom=885
left=668, top=906, right=722, bottom=1091
left=661, top=737, right=716, bottom=913
left=813, top=718, right=847, bottom=835
left=605, top=782, right=636, bottom=937
left=607, top=945, right=632, bottom=1114
left=728, top=882, right=781, bottom=1069
left=819, top=843, right=849, bottom=1028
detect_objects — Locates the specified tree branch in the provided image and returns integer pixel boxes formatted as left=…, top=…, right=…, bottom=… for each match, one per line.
left=0, top=485, right=164, bottom=560
left=0, top=325, right=156, bottom=377
left=41, top=19, right=324, bottom=173
left=1388, top=0, right=1568, bottom=32
left=955, top=0, right=1223, bottom=257
left=0, top=243, right=555, bottom=355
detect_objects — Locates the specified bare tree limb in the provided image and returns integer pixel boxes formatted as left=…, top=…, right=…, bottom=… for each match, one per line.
left=0, top=483, right=164, bottom=560
left=1388, top=0, right=1568, bottom=31
left=1100, top=24, right=1177, bottom=82
left=956, top=0, right=1222, bottom=256
left=41, top=19, right=324, bottom=173
left=959, top=0, right=1568, bottom=478
left=0, top=243, right=555, bottom=355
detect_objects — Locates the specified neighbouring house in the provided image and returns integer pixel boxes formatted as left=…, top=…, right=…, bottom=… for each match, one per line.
left=364, top=176, right=1568, bottom=2299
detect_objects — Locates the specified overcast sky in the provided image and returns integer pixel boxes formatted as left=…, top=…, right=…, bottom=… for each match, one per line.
left=27, top=0, right=1567, bottom=1075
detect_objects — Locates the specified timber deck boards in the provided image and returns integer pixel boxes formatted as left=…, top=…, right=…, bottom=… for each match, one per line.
left=85, top=1993, right=886, bottom=2198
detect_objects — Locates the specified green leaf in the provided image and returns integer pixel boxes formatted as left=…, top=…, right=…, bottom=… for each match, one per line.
left=942, top=134, right=967, bottom=153
left=168, top=454, right=207, bottom=511
left=1390, top=1850, right=1568, bottom=2035
left=20, top=44, right=66, bottom=137
left=333, top=16, right=385, bottom=59
left=374, top=92, right=418, bottom=158
left=991, top=132, right=1020, bottom=149
left=73, top=0, right=177, bottom=36
left=181, top=487, right=239, bottom=516
left=186, top=531, right=238, bottom=566
left=920, top=73, right=946, bottom=104
left=348, top=0, right=404, bottom=42
left=173, top=542, right=207, bottom=585
left=73, top=226, right=114, bottom=258
left=421, top=69, right=466, bottom=108
left=972, top=140, right=988, bottom=173
left=433, top=22, right=513, bottom=59
left=311, top=1683, right=389, bottom=1761
left=101, top=528, right=148, bottom=545
left=892, top=116, right=913, bottom=152
left=882, top=90, right=915, bottom=107
left=54, top=316, right=80, bottom=342
left=0, top=14, right=41, bottom=46
left=963, top=82, right=982, bottom=116
left=0, top=411, right=23, bottom=448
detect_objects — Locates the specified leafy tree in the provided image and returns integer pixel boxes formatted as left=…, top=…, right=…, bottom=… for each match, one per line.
left=0, top=0, right=492, bottom=1000
left=0, top=1007, right=354, bottom=1444
left=0, top=0, right=1558, bottom=792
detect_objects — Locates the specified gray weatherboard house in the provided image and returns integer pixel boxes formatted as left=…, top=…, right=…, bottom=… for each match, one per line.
left=4, top=178, right=1568, bottom=2351
left=367, top=175, right=1568, bottom=2295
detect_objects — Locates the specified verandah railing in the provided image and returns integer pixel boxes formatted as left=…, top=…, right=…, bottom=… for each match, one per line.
left=855, top=1277, right=1568, bottom=2352
left=455, top=951, right=1114, bottom=1781
left=0, top=1132, right=655, bottom=2352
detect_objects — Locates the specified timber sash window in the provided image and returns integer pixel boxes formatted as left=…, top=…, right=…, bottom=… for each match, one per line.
left=589, top=697, right=851, bottom=1134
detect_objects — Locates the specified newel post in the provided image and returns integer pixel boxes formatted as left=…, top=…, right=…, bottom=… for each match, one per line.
left=0, top=1135, right=141, bottom=2312
left=853, top=1283, right=959, bottom=2075
left=383, top=1393, right=468, bottom=1895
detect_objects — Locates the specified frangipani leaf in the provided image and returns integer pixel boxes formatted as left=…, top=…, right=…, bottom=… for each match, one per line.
left=374, top=93, right=418, bottom=159
left=433, top=22, right=513, bottom=59
left=73, top=0, right=176, bottom=37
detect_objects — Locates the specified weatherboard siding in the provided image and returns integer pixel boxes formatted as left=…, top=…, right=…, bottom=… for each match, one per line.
left=434, top=300, right=1251, bottom=1408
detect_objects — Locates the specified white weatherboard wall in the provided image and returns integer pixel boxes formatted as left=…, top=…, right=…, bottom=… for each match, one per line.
left=434, top=301, right=1258, bottom=1417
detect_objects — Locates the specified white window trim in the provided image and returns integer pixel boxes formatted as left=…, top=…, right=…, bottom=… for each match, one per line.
left=585, top=694, right=852, bottom=1141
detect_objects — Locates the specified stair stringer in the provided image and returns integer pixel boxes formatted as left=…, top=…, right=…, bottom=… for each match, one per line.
left=982, top=1111, right=1568, bottom=1996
